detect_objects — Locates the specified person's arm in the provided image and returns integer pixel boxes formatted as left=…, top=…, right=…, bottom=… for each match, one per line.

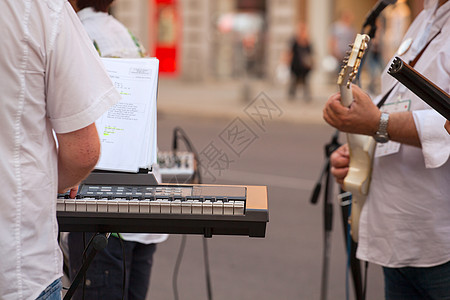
left=323, top=85, right=421, bottom=147
left=445, top=120, right=450, bottom=134
left=56, top=123, right=100, bottom=195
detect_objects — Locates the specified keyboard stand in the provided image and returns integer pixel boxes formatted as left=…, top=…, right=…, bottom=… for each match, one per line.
left=63, top=233, right=109, bottom=300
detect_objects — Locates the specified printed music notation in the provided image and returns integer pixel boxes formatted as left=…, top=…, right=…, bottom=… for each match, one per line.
left=95, top=58, right=159, bottom=172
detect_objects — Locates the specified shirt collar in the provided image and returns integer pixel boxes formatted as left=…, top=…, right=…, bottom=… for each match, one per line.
left=77, top=7, right=107, bottom=22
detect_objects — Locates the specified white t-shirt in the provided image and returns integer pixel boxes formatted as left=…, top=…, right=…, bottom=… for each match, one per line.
left=357, top=0, right=450, bottom=268
left=77, top=7, right=168, bottom=245
left=0, top=1, right=120, bottom=299
left=78, top=7, right=143, bottom=58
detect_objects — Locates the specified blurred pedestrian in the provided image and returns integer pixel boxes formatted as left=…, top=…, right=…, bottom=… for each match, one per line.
left=288, top=22, right=313, bottom=101
left=329, top=10, right=356, bottom=72
left=67, top=1, right=167, bottom=299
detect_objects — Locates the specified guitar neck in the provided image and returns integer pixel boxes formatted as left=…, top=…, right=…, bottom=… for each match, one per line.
left=339, top=82, right=354, bottom=107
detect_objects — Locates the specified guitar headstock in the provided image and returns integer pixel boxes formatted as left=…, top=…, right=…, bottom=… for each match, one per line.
left=337, top=34, right=370, bottom=88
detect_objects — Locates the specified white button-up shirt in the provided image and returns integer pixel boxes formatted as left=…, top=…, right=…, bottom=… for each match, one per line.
left=357, top=0, right=450, bottom=268
left=0, top=1, right=120, bottom=299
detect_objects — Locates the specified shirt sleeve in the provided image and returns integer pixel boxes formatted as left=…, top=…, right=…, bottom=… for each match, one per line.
left=413, top=109, right=450, bottom=168
left=46, top=3, right=121, bottom=134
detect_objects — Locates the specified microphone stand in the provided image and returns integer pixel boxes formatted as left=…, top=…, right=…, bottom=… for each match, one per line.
left=311, top=134, right=364, bottom=300
left=311, top=130, right=358, bottom=300
left=64, top=233, right=110, bottom=300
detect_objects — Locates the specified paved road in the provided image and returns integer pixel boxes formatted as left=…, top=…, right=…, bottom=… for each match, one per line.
left=147, top=113, right=384, bottom=300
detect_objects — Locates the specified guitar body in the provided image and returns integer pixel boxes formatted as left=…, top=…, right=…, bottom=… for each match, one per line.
left=337, top=34, right=375, bottom=242
left=344, top=133, right=376, bottom=242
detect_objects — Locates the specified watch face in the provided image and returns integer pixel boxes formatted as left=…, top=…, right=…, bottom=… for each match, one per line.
left=374, top=134, right=389, bottom=143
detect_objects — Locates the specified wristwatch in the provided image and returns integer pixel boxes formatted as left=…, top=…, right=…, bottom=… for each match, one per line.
left=374, top=112, right=390, bottom=143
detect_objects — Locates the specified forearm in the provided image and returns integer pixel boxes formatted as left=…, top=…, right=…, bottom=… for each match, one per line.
left=57, top=153, right=97, bottom=193
left=386, top=111, right=421, bottom=147
left=56, top=124, right=100, bottom=193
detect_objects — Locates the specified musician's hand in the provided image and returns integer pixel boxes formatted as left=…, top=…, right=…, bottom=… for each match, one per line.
left=330, top=144, right=350, bottom=185
left=58, top=186, right=79, bottom=199
left=445, top=120, right=450, bottom=134
left=323, top=85, right=380, bottom=136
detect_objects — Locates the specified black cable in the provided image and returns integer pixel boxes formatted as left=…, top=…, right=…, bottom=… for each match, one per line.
left=171, top=126, right=213, bottom=300
left=81, top=233, right=89, bottom=300
left=363, top=261, right=369, bottom=299
left=173, top=234, right=187, bottom=300
left=172, top=127, right=202, bottom=184
left=202, top=238, right=213, bottom=300
left=117, top=234, right=126, bottom=300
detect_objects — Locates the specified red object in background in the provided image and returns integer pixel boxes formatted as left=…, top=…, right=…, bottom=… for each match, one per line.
left=154, top=0, right=179, bottom=74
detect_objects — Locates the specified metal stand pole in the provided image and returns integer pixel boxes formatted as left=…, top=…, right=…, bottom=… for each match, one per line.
left=63, top=233, right=109, bottom=300
left=311, top=131, right=364, bottom=300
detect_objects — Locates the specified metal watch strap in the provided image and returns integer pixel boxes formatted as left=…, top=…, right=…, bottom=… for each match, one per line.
left=378, top=112, right=389, bottom=134
left=374, top=112, right=390, bottom=143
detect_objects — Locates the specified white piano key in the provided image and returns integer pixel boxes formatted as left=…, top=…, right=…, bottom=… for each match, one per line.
left=160, top=200, right=171, bottom=214
left=65, top=199, right=76, bottom=212
left=56, top=198, right=65, bottom=211
left=107, top=199, right=119, bottom=213
left=118, top=199, right=129, bottom=213
left=213, top=201, right=223, bottom=215
left=139, top=200, right=150, bottom=213
left=223, top=201, right=234, bottom=215
left=129, top=199, right=140, bottom=213
left=171, top=200, right=182, bottom=214
left=234, top=201, right=245, bottom=215
left=192, top=201, right=202, bottom=214
left=75, top=199, right=87, bottom=212
left=150, top=200, right=161, bottom=213
left=203, top=200, right=213, bottom=215
left=181, top=200, right=193, bottom=214
left=97, top=199, right=108, bottom=213
left=85, top=199, right=97, bottom=212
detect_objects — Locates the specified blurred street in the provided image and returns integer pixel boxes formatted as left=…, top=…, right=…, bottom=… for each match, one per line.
left=147, top=79, right=384, bottom=300
left=156, top=78, right=336, bottom=125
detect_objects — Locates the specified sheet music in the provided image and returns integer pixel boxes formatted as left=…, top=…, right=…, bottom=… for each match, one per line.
left=95, top=58, right=159, bottom=172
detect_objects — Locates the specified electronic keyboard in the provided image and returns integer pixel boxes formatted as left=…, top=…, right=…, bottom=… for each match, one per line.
left=57, top=183, right=268, bottom=237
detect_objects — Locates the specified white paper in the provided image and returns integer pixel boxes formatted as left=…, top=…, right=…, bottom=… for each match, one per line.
left=95, top=58, right=159, bottom=172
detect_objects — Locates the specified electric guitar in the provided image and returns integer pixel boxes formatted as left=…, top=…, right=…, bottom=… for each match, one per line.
left=337, top=34, right=376, bottom=242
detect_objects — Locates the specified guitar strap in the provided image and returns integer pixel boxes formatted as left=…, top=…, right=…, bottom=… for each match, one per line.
left=376, top=29, right=442, bottom=109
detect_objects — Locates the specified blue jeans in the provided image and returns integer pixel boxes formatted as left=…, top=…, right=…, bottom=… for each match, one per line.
left=383, top=260, right=450, bottom=300
left=68, top=233, right=156, bottom=300
left=36, top=278, right=62, bottom=300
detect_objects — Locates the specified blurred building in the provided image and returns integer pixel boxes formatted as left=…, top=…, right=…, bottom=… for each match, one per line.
left=113, top=0, right=421, bottom=86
